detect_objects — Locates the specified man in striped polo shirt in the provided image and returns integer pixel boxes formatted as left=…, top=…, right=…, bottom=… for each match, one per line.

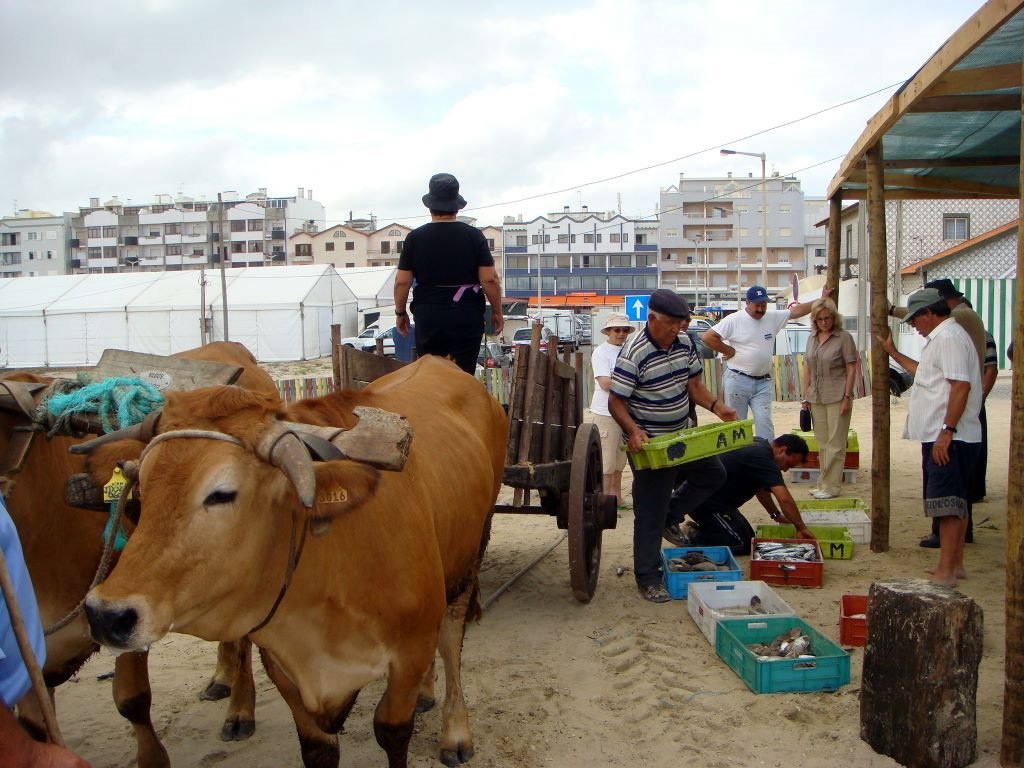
left=610, top=289, right=738, bottom=603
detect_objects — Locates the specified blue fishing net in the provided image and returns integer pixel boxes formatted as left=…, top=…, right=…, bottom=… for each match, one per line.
left=47, top=377, right=165, bottom=433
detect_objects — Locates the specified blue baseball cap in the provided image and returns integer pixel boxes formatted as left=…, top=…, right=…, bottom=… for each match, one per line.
left=746, top=285, right=769, bottom=303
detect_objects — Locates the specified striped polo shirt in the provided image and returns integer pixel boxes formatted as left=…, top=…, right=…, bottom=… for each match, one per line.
left=610, top=327, right=702, bottom=436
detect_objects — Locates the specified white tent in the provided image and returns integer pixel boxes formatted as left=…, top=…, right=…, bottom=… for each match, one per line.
left=0, top=265, right=358, bottom=367
left=335, top=266, right=397, bottom=312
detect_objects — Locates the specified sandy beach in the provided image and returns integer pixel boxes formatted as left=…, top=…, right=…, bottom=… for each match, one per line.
left=44, top=360, right=1012, bottom=768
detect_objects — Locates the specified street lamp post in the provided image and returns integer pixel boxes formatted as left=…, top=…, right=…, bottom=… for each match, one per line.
left=690, top=237, right=702, bottom=310
left=720, top=149, right=768, bottom=291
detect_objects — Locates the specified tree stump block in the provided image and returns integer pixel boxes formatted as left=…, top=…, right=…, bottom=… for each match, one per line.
left=860, top=578, right=983, bottom=768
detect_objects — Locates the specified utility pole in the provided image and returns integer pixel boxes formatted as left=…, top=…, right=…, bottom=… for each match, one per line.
left=199, top=267, right=208, bottom=345
left=217, top=192, right=230, bottom=341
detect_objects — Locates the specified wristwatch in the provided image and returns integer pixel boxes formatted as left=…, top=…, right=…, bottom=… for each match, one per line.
left=941, top=423, right=957, bottom=434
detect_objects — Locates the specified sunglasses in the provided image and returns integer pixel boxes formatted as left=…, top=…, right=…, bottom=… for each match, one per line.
left=608, top=328, right=631, bottom=333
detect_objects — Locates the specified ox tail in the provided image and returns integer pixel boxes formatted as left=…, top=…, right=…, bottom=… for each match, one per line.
left=466, top=513, right=494, bottom=623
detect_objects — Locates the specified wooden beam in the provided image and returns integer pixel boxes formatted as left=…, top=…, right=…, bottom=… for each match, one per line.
left=828, top=0, right=1024, bottom=198
left=826, top=193, right=842, bottom=303
left=908, top=93, right=1021, bottom=112
left=866, top=142, right=890, bottom=555
left=1000, top=52, right=1024, bottom=767
left=839, top=187, right=1021, bottom=200
left=854, top=156, right=1020, bottom=170
left=926, top=62, right=1022, bottom=97
left=841, top=170, right=1018, bottom=198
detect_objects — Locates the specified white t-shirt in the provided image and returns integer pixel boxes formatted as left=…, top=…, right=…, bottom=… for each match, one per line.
left=711, top=308, right=791, bottom=376
left=589, top=340, right=623, bottom=416
left=904, top=317, right=982, bottom=443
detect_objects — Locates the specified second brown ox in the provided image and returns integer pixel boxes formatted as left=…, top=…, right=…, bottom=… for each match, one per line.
left=82, top=355, right=508, bottom=768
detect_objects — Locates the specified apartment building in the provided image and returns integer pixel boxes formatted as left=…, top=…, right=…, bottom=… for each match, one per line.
left=0, top=211, right=70, bottom=277
left=659, top=172, right=808, bottom=306
left=68, top=187, right=325, bottom=273
left=501, top=206, right=658, bottom=305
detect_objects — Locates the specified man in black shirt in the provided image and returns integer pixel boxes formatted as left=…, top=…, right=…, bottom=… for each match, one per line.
left=675, top=434, right=815, bottom=555
left=395, top=173, right=503, bottom=374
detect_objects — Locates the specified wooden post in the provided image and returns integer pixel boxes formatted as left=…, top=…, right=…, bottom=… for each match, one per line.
left=330, top=324, right=341, bottom=391
left=827, top=191, right=843, bottom=305
left=866, top=143, right=890, bottom=553
left=1001, top=59, right=1024, bottom=767
left=861, top=579, right=983, bottom=768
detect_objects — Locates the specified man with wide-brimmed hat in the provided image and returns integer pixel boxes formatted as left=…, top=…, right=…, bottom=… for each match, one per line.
left=890, top=277, right=993, bottom=546
left=609, top=289, right=738, bottom=603
left=394, top=173, right=503, bottom=374
left=878, top=287, right=982, bottom=588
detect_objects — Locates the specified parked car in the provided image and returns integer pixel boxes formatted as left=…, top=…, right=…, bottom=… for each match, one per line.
left=683, top=330, right=716, bottom=359
left=510, top=326, right=555, bottom=355
left=339, top=325, right=379, bottom=349
left=478, top=339, right=511, bottom=369
left=339, top=324, right=397, bottom=357
left=774, top=322, right=811, bottom=356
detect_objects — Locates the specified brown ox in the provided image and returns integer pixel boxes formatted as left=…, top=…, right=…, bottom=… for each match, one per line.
left=1, top=341, right=271, bottom=767
left=83, top=355, right=507, bottom=768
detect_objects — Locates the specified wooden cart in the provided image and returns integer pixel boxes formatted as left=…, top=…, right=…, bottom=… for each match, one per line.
left=334, top=325, right=618, bottom=603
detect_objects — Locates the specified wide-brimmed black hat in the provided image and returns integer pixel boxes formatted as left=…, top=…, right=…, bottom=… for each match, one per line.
left=421, top=173, right=467, bottom=212
left=924, top=278, right=964, bottom=300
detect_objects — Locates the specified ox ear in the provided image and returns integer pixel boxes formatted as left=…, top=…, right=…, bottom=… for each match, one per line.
left=308, top=461, right=380, bottom=536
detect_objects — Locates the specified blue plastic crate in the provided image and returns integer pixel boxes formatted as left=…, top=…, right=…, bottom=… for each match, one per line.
left=714, top=616, right=851, bottom=694
left=661, top=546, right=742, bottom=599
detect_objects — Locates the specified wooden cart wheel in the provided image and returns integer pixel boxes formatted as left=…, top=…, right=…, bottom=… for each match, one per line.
left=568, top=422, right=604, bottom=603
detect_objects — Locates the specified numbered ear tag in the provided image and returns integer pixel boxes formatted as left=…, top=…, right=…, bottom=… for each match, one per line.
left=315, top=486, right=349, bottom=516
left=103, top=466, right=133, bottom=502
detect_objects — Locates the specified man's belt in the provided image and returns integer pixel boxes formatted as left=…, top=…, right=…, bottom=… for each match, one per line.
left=731, top=369, right=771, bottom=380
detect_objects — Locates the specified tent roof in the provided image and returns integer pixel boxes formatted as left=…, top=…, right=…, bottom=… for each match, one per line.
left=335, top=266, right=396, bottom=300
left=828, top=0, right=1024, bottom=201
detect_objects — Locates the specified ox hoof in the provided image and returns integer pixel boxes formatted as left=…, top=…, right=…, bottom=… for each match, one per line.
left=415, top=695, right=436, bottom=714
left=200, top=681, right=231, bottom=701
left=220, top=717, right=256, bottom=741
left=440, top=744, right=474, bottom=767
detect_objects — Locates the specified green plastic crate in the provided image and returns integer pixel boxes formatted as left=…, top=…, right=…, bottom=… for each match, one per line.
left=754, top=524, right=854, bottom=560
left=627, top=419, right=754, bottom=471
left=715, top=616, right=850, bottom=694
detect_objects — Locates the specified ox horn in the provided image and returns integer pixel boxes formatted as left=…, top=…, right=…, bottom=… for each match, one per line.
left=0, top=380, right=47, bottom=418
left=257, top=423, right=316, bottom=508
left=68, top=411, right=162, bottom=454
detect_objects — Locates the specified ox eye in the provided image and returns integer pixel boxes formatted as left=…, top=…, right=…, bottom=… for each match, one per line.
left=204, top=490, right=237, bottom=506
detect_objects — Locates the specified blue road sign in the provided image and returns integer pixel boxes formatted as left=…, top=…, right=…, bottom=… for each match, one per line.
left=624, top=294, right=649, bottom=322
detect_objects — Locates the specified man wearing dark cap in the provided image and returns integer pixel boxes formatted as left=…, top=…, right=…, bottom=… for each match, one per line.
left=890, top=277, right=991, bottom=545
left=702, top=284, right=825, bottom=440
left=878, top=287, right=982, bottom=587
left=609, top=289, right=739, bottom=603
left=395, top=173, right=503, bottom=374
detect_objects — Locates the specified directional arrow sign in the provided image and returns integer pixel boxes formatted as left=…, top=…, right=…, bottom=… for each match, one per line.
left=624, top=294, right=649, bottom=322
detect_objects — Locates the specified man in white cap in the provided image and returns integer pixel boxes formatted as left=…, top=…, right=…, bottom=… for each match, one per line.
left=878, top=287, right=982, bottom=587
left=394, top=173, right=503, bottom=374
left=702, top=285, right=825, bottom=440
left=610, top=289, right=738, bottom=603
left=584, top=313, right=635, bottom=506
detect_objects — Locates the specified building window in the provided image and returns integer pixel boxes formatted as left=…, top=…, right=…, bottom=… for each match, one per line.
left=777, top=250, right=790, bottom=264
left=397, top=240, right=404, bottom=253
left=102, top=226, right=116, bottom=237
left=247, top=219, right=264, bottom=232
left=636, top=253, right=656, bottom=267
left=102, top=246, right=117, bottom=259
left=621, top=233, right=629, bottom=243
left=334, top=230, right=346, bottom=237
left=505, top=255, right=528, bottom=269
left=192, top=248, right=204, bottom=257
left=248, top=241, right=263, bottom=253
left=326, top=242, right=335, bottom=251
left=486, top=238, right=495, bottom=251
left=345, top=262, right=355, bottom=268
left=609, top=254, right=632, bottom=267
left=88, top=227, right=101, bottom=238
left=380, top=241, right=391, bottom=254
left=814, top=248, right=825, bottom=259
left=47, top=251, right=53, bottom=259
left=584, top=233, right=603, bottom=244
left=230, top=220, right=246, bottom=232
left=166, top=223, right=181, bottom=235
left=345, top=241, right=354, bottom=251
left=88, top=247, right=101, bottom=258
left=167, top=245, right=182, bottom=255
left=27, top=231, right=38, bottom=240
left=610, top=233, right=620, bottom=243
left=296, top=244, right=312, bottom=258
left=636, top=234, right=648, bottom=245
left=388, top=229, right=401, bottom=236
left=943, top=214, right=969, bottom=240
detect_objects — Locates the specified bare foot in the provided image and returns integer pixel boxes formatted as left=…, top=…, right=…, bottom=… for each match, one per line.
left=926, top=566, right=967, bottom=579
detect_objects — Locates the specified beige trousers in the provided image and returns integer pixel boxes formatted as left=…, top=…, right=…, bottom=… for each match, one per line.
left=810, top=400, right=853, bottom=496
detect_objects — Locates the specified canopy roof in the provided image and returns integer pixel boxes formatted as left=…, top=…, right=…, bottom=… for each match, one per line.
left=829, top=0, right=1024, bottom=200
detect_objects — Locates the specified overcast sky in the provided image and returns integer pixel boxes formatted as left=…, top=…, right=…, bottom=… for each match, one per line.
left=0, top=1, right=983, bottom=229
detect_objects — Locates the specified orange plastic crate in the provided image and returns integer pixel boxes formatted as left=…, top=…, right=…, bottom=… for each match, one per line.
left=840, top=594, right=868, bottom=647
left=749, top=538, right=824, bottom=588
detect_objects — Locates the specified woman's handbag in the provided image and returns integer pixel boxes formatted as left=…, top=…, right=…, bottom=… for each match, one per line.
left=799, top=406, right=812, bottom=433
